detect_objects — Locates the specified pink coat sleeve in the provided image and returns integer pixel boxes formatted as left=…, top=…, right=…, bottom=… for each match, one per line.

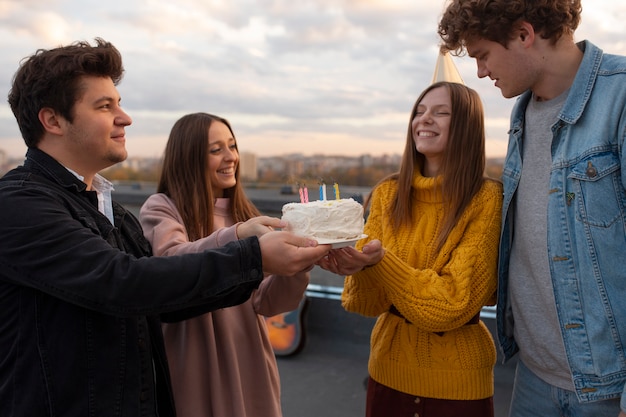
left=139, top=193, right=309, bottom=316
left=139, top=193, right=238, bottom=256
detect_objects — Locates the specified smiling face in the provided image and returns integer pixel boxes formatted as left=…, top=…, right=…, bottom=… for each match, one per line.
left=411, top=86, right=451, bottom=176
left=207, top=120, right=239, bottom=198
left=56, top=76, right=132, bottom=178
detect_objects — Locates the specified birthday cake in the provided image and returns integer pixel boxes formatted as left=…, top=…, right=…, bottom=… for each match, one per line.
left=281, top=198, right=365, bottom=240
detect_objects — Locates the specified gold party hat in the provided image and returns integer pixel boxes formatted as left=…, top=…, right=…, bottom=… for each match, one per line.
left=431, top=51, right=464, bottom=84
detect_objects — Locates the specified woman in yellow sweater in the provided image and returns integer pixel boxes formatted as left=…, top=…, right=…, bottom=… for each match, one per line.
left=318, top=81, right=502, bottom=417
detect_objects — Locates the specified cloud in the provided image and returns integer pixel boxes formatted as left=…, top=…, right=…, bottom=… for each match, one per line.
left=0, top=0, right=625, bottom=160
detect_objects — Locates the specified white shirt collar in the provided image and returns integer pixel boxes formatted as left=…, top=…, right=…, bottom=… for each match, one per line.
left=65, top=167, right=116, bottom=224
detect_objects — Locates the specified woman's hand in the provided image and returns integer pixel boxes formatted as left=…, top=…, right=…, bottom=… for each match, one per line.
left=236, top=216, right=285, bottom=239
left=317, top=239, right=385, bottom=276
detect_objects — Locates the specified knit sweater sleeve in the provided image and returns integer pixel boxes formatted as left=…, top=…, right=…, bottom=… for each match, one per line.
left=342, top=182, right=391, bottom=316
left=345, top=179, right=502, bottom=333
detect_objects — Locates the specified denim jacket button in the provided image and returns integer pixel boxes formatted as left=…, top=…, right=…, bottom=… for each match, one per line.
left=585, top=161, right=597, bottom=178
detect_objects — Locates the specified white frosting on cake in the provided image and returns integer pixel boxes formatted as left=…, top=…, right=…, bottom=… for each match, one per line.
left=281, top=198, right=364, bottom=240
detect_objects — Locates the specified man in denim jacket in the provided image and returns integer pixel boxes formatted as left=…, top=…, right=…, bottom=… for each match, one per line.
left=0, top=38, right=329, bottom=417
left=439, top=1, right=626, bottom=416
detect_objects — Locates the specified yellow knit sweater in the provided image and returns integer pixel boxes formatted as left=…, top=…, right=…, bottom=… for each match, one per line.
left=343, top=172, right=502, bottom=400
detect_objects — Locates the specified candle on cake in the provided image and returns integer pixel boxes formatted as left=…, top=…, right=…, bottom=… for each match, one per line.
left=319, top=181, right=327, bottom=201
left=298, top=184, right=305, bottom=204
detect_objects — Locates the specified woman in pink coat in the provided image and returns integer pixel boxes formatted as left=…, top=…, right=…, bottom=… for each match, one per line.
left=140, top=112, right=309, bottom=417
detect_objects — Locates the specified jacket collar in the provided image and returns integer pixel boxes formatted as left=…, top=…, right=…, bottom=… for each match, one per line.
left=560, top=40, right=602, bottom=125
left=24, top=147, right=88, bottom=193
left=510, top=40, right=602, bottom=133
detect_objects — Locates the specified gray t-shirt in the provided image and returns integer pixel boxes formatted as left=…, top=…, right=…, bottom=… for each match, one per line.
left=509, top=89, right=575, bottom=390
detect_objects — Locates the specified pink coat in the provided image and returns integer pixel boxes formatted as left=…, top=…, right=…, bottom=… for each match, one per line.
left=140, top=194, right=309, bottom=417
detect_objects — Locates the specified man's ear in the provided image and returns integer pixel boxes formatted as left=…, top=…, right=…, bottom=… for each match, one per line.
left=38, top=107, right=65, bottom=136
left=517, top=21, right=535, bottom=47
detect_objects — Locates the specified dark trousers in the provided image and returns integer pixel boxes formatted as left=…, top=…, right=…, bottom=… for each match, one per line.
left=365, top=377, right=494, bottom=417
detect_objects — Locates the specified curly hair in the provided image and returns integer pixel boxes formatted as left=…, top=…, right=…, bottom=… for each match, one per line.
left=8, top=38, right=124, bottom=148
left=438, top=0, right=582, bottom=55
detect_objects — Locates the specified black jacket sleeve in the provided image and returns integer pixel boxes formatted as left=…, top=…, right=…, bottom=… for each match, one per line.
left=0, top=172, right=264, bottom=318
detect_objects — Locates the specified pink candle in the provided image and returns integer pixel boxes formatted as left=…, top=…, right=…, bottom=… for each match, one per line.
left=298, top=185, right=304, bottom=203
left=303, top=185, right=309, bottom=203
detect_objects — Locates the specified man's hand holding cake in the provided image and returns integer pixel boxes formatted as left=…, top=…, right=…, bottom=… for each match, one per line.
left=234, top=216, right=330, bottom=275
left=258, top=231, right=330, bottom=275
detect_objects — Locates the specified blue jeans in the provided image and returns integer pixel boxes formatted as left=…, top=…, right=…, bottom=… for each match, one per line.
left=509, top=360, right=621, bottom=417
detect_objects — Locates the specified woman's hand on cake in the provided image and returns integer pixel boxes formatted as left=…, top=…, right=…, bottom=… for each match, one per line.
left=258, top=230, right=331, bottom=275
left=317, top=239, right=385, bottom=276
left=236, top=216, right=286, bottom=239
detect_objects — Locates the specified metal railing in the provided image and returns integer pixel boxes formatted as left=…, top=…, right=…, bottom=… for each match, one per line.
left=305, top=283, right=496, bottom=320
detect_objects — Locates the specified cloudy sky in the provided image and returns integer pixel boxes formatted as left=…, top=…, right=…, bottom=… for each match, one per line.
left=1, top=0, right=625, bottom=160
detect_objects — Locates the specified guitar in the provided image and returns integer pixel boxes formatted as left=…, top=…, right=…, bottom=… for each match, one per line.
left=263, top=296, right=309, bottom=356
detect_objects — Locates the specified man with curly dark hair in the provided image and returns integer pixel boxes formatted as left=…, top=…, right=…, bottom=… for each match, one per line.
left=438, top=1, right=626, bottom=416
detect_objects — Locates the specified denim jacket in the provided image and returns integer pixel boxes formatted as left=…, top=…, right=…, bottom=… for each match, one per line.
left=497, top=41, right=626, bottom=407
left=0, top=148, right=264, bottom=417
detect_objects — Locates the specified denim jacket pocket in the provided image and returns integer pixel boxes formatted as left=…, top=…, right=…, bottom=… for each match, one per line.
left=568, top=152, right=624, bottom=228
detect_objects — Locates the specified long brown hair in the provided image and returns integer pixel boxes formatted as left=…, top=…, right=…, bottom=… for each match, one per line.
left=157, top=112, right=260, bottom=241
left=370, top=81, right=486, bottom=253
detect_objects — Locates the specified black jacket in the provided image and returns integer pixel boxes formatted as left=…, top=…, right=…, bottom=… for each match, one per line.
left=0, top=148, right=264, bottom=417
